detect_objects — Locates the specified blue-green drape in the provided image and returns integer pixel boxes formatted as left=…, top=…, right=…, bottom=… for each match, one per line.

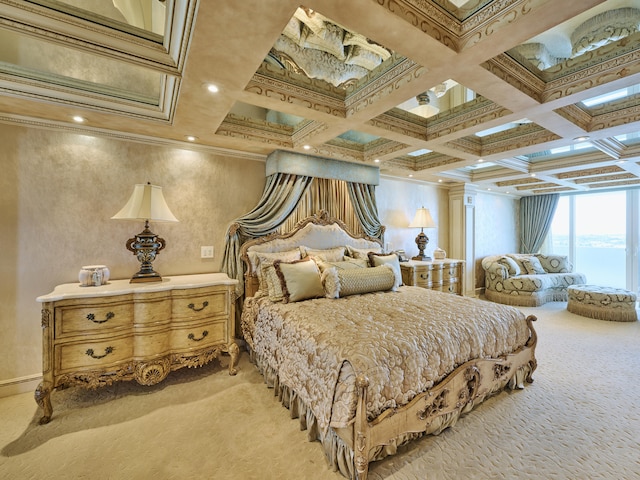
left=221, top=173, right=313, bottom=297
left=520, top=193, right=559, bottom=254
left=347, top=182, right=384, bottom=241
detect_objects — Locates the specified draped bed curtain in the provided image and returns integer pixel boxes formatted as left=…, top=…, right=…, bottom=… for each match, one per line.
left=222, top=173, right=384, bottom=297
left=520, top=193, right=559, bottom=254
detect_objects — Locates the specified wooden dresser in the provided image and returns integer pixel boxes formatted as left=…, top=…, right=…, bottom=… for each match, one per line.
left=35, top=273, right=238, bottom=424
left=400, top=259, right=465, bottom=295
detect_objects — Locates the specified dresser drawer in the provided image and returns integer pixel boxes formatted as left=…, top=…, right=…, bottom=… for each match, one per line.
left=414, top=267, right=439, bottom=287
left=55, top=300, right=133, bottom=337
left=172, top=288, right=229, bottom=322
left=55, top=334, right=134, bottom=373
left=442, top=264, right=461, bottom=280
left=170, top=319, right=226, bottom=350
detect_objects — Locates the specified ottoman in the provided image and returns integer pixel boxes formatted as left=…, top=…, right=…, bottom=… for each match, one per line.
left=567, top=285, right=638, bottom=322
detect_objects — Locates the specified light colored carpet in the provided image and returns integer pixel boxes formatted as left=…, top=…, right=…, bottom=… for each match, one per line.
left=1, top=300, right=639, bottom=479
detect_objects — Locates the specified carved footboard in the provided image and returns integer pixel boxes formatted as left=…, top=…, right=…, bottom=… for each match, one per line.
left=343, top=315, right=538, bottom=480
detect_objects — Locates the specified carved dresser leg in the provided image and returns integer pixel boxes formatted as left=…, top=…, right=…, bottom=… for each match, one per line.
left=227, top=341, right=239, bottom=375
left=34, top=381, right=53, bottom=425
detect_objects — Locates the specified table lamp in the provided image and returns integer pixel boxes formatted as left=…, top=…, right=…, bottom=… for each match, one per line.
left=409, top=206, right=436, bottom=261
left=112, top=182, right=179, bottom=283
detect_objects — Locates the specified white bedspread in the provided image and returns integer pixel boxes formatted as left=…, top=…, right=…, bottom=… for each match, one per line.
left=242, top=286, right=529, bottom=433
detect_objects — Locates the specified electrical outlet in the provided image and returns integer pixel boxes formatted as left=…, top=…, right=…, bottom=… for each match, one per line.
left=201, top=246, right=214, bottom=259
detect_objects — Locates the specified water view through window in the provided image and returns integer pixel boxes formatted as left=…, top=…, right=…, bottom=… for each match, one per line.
left=548, top=192, right=627, bottom=288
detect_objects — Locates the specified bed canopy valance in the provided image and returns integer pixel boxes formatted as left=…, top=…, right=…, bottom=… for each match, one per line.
left=221, top=150, right=384, bottom=297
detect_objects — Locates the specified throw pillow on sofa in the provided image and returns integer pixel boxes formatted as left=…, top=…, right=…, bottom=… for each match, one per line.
left=507, top=254, right=546, bottom=275
left=497, top=256, right=520, bottom=276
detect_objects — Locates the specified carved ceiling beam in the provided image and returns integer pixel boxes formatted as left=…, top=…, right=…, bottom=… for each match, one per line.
left=543, top=36, right=640, bottom=103
left=366, top=110, right=427, bottom=140
left=482, top=54, right=545, bottom=102
left=479, top=126, right=561, bottom=156
left=555, top=165, right=623, bottom=180
left=426, top=96, right=512, bottom=140
left=344, top=56, right=426, bottom=117
left=573, top=172, right=636, bottom=184
left=215, top=114, right=293, bottom=148
left=246, top=64, right=346, bottom=118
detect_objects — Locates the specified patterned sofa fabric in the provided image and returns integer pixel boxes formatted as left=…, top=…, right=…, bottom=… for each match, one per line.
left=481, top=254, right=587, bottom=306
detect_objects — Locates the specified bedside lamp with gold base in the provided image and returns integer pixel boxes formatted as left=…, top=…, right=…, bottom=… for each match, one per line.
left=112, top=183, right=179, bottom=283
left=409, top=206, right=436, bottom=261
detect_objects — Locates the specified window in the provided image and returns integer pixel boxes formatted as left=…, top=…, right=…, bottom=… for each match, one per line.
left=545, top=190, right=638, bottom=291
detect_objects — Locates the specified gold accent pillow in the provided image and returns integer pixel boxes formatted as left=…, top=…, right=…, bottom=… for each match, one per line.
left=252, top=249, right=302, bottom=294
left=322, top=264, right=397, bottom=298
left=261, top=264, right=285, bottom=302
left=315, top=257, right=368, bottom=273
left=300, top=245, right=346, bottom=262
left=274, top=259, right=324, bottom=303
left=368, top=252, right=403, bottom=286
left=346, top=244, right=382, bottom=260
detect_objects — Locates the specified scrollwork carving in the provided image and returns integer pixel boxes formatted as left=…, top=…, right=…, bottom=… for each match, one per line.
left=135, top=358, right=171, bottom=386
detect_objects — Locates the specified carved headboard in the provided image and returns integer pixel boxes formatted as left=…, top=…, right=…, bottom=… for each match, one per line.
left=239, top=211, right=383, bottom=298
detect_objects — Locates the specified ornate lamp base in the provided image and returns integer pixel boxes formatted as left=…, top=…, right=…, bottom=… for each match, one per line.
left=125, top=220, right=166, bottom=283
left=412, top=230, right=432, bottom=261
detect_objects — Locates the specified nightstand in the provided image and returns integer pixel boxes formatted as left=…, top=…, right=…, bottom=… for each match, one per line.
left=400, top=259, right=465, bottom=295
left=35, top=273, right=238, bottom=424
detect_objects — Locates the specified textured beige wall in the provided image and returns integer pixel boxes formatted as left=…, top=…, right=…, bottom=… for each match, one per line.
left=474, top=191, right=519, bottom=288
left=0, top=124, right=266, bottom=383
left=377, top=176, right=449, bottom=258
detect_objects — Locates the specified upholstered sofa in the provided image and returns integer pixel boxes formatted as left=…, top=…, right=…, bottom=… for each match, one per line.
left=481, top=253, right=586, bottom=306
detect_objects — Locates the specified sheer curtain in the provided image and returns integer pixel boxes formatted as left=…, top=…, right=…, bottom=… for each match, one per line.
left=279, top=178, right=363, bottom=235
left=520, top=193, right=559, bottom=254
left=221, top=173, right=312, bottom=297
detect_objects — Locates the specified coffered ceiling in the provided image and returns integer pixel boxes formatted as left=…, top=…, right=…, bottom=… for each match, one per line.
left=1, top=0, right=640, bottom=196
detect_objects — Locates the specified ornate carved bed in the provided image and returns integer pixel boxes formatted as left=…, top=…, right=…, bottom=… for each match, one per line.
left=239, top=212, right=537, bottom=480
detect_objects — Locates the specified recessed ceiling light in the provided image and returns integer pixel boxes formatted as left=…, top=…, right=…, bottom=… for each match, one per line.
left=573, top=135, right=590, bottom=142
left=408, top=174, right=413, bottom=178
left=303, top=145, right=311, bottom=150
left=530, top=173, right=536, bottom=177
left=477, top=158, right=484, bottom=163
left=374, top=159, right=380, bottom=163
left=438, top=179, right=442, bottom=183
left=205, top=83, right=219, bottom=93
left=73, top=115, right=85, bottom=123
left=186, top=135, right=197, bottom=142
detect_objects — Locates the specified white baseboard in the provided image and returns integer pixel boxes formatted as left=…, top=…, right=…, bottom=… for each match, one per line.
left=0, top=374, right=41, bottom=399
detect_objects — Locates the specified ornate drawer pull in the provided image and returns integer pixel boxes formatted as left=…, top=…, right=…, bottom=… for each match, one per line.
left=86, top=312, right=115, bottom=324
left=187, top=301, right=209, bottom=312
left=188, top=330, right=208, bottom=342
left=86, top=346, right=114, bottom=359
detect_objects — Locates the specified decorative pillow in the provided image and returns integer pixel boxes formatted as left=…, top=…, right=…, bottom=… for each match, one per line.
left=368, top=252, right=403, bottom=286
left=322, top=264, right=397, bottom=298
left=523, top=255, right=546, bottom=274
left=252, top=249, right=302, bottom=293
left=299, top=245, right=346, bottom=262
left=535, top=254, right=572, bottom=273
left=497, top=256, right=521, bottom=276
left=261, top=264, right=285, bottom=302
left=274, top=259, right=324, bottom=303
left=346, top=244, right=383, bottom=259
left=507, top=254, right=545, bottom=275
left=315, top=257, right=368, bottom=273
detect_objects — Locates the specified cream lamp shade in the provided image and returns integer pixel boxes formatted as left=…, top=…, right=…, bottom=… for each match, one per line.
left=112, top=183, right=178, bottom=283
left=409, top=207, right=436, bottom=229
left=111, top=183, right=179, bottom=222
left=409, top=207, right=436, bottom=261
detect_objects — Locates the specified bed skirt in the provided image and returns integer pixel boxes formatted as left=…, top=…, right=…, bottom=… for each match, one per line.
left=247, top=346, right=533, bottom=479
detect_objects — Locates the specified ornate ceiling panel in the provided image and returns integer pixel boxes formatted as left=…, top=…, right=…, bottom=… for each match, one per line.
left=2, top=0, right=640, bottom=195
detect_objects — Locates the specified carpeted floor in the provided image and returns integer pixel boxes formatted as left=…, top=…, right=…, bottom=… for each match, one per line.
left=1, top=300, right=639, bottom=479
